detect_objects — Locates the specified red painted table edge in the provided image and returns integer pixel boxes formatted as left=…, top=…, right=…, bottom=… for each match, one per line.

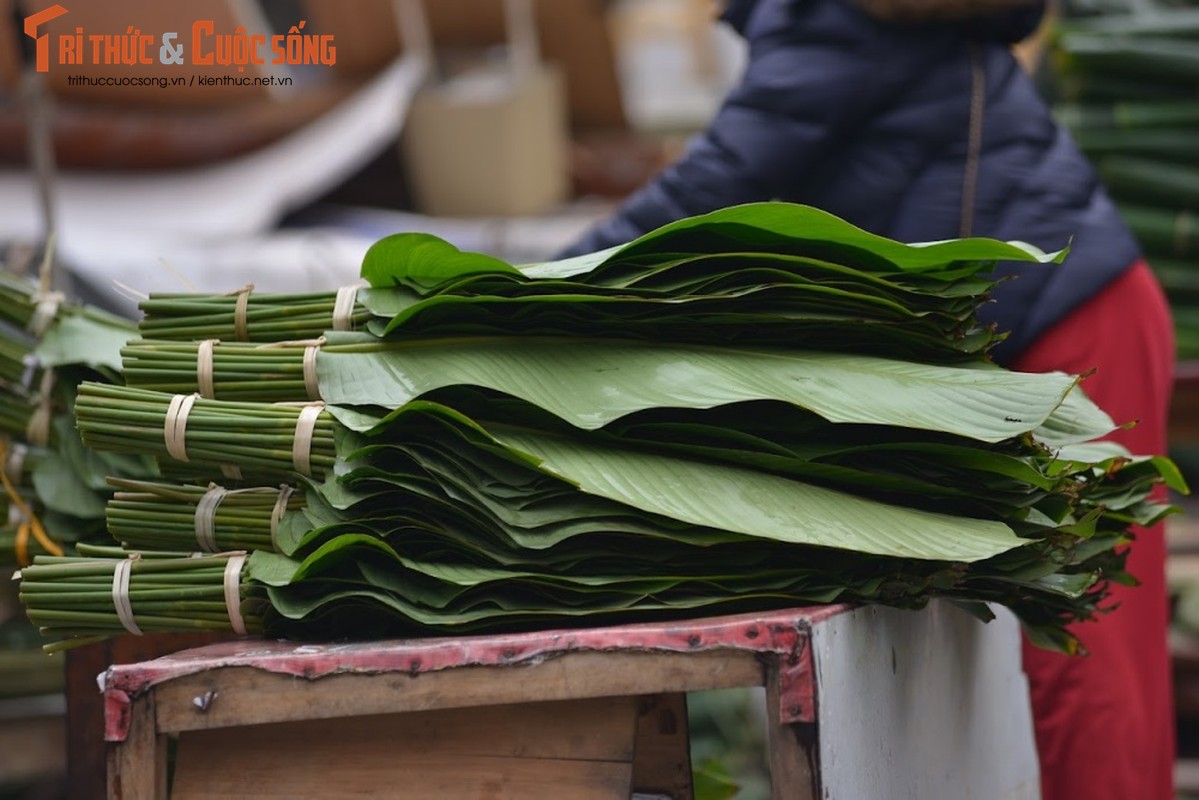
left=102, top=605, right=850, bottom=742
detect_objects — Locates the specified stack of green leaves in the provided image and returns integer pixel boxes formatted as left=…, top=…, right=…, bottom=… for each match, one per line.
left=1050, top=8, right=1199, bottom=356
left=66, top=367, right=1175, bottom=651
left=24, top=204, right=1183, bottom=654
left=130, top=206, right=1048, bottom=364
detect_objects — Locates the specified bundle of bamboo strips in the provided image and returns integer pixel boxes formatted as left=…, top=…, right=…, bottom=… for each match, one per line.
left=18, top=551, right=262, bottom=649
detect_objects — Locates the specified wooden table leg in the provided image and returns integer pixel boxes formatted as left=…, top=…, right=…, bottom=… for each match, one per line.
left=107, top=693, right=166, bottom=800
left=765, top=662, right=819, bottom=800
left=72, top=634, right=228, bottom=799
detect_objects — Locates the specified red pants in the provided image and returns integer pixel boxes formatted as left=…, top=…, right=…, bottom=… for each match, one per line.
left=1013, top=262, right=1175, bottom=800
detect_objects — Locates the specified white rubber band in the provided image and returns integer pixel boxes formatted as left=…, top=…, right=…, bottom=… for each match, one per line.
left=224, top=554, right=247, bottom=636
left=233, top=285, right=253, bottom=342
left=164, top=394, right=199, bottom=462
left=291, top=404, right=323, bottom=478
left=4, top=443, right=28, bottom=484
left=28, top=291, right=64, bottom=338
left=270, top=485, right=295, bottom=552
left=20, top=354, right=39, bottom=392
left=332, top=286, right=358, bottom=331
left=196, top=339, right=219, bottom=399
left=255, top=337, right=324, bottom=400
left=194, top=484, right=227, bottom=553
left=303, top=345, right=320, bottom=401
left=164, top=395, right=185, bottom=458
left=25, top=404, right=51, bottom=447
left=112, top=559, right=143, bottom=636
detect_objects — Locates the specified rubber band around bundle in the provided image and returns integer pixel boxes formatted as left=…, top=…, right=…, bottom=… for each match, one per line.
left=271, top=485, right=295, bottom=551
left=4, top=442, right=28, bottom=483
left=164, top=393, right=200, bottom=462
left=112, top=558, right=144, bottom=636
left=292, top=404, right=324, bottom=478
left=303, top=344, right=320, bottom=400
left=224, top=554, right=248, bottom=635
left=197, top=339, right=219, bottom=399
left=332, top=285, right=358, bottom=331
left=232, top=285, right=254, bottom=341
left=194, top=484, right=227, bottom=553
left=20, top=354, right=39, bottom=392
left=256, top=337, right=324, bottom=400
left=27, top=290, right=64, bottom=338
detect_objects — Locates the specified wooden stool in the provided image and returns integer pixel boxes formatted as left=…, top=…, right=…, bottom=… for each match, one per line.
left=102, top=602, right=1040, bottom=799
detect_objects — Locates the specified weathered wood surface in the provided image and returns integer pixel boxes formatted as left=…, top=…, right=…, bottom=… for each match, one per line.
left=103, top=603, right=1039, bottom=800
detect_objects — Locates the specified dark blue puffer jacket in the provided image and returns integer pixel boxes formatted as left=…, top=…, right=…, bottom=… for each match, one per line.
left=560, top=0, right=1141, bottom=364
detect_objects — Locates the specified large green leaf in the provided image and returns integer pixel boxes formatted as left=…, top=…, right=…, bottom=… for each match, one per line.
left=31, top=451, right=106, bottom=519
left=305, top=401, right=1035, bottom=563
left=318, top=334, right=1089, bottom=442
left=394, top=387, right=1064, bottom=519
left=1034, top=384, right=1118, bottom=447
left=513, top=203, right=1065, bottom=280
left=36, top=311, right=134, bottom=373
left=489, top=425, right=1022, bottom=562
left=354, top=241, right=1003, bottom=361
left=361, top=233, right=520, bottom=290
left=330, top=399, right=1027, bottom=562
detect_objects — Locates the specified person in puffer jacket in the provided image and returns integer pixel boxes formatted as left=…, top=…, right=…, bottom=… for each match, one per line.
left=560, top=1, right=1175, bottom=797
